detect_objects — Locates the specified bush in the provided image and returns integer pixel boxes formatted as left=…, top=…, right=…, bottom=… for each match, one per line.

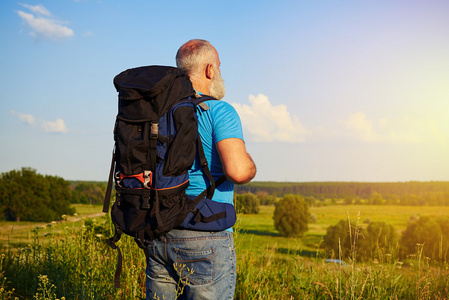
left=70, top=181, right=107, bottom=204
left=273, top=194, right=309, bottom=237
left=323, top=219, right=397, bottom=261
left=400, top=215, right=448, bottom=260
left=323, top=219, right=352, bottom=259
left=256, top=192, right=276, bottom=206
left=235, top=193, right=260, bottom=214
left=358, top=221, right=397, bottom=261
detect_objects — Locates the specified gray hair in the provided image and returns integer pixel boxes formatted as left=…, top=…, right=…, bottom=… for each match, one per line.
left=176, top=39, right=216, bottom=77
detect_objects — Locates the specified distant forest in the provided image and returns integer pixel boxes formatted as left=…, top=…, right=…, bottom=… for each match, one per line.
left=235, top=181, right=449, bottom=206
left=2, top=168, right=449, bottom=222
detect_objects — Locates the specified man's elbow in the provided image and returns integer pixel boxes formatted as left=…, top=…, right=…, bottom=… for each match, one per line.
left=226, top=165, right=256, bottom=185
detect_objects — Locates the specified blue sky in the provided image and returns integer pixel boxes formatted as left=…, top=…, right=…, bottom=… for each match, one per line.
left=1, top=0, right=448, bottom=182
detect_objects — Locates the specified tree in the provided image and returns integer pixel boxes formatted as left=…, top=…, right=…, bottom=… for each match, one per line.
left=435, top=217, right=449, bottom=261
left=323, top=219, right=352, bottom=259
left=256, top=191, right=276, bottom=206
left=273, top=194, right=309, bottom=237
left=234, top=193, right=259, bottom=214
left=369, top=192, right=384, bottom=205
left=70, top=181, right=106, bottom=204
left=358, top=222, right=397, bottom=260
left=0, top=168, right=74, bottom=222
left=400, top=216, right=442, bottom=260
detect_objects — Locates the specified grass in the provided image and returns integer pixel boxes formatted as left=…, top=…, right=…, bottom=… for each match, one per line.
left=235, top=205, right=449, bottom=299
left=0, top=204, right=103, bottom=251
left=237, top=205, right=449, bottom=256
left=310, top=204, right=449, bottom=233
left=0, top=204, right=449, bottom=299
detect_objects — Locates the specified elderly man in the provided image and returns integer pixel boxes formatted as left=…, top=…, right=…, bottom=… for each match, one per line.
left=145, top=39, right=256, bottom=300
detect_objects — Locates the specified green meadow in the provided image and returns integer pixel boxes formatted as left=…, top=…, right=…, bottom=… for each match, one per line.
left=0, top=204, right=448, bottom=299
left=237, top=204, right=449, bottom=255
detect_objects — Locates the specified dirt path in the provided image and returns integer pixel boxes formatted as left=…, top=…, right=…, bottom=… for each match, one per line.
left=0, top=212, right=107, bottom=246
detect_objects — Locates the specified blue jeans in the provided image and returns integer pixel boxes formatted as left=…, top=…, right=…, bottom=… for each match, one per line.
left=145, top=229, right=236, bottom=300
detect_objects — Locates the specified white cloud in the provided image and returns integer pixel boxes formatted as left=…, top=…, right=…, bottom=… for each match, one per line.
left=12, top=111, right=68, bottom=133
left=17, top=4, right=74, bottom=40
left=40, top=118, right=68, bottom=133
left=232, top=94, right=309, bottom=143
left=19, top=3, right=51, bottom=16
left=18, top=113, right=36, bottom=126
left=339, top=112, right=447, bottom=144
left=339, top=112, right=380, bottom=142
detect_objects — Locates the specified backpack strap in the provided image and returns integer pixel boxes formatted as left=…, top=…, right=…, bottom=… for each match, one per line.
left=105, top=228, right=123, bottom=288
left=196, top=136, right=217, bottom=200
left=192, top=95, right=227, bottom=205
left=193, top=95, right=215, bottom=107
left=103, top=150, right=115, bottom=213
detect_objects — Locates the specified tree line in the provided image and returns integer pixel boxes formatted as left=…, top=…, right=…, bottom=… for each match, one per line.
left=2, top=167, right=448, bottom=222
left=236, top=181, right=449, bottom=206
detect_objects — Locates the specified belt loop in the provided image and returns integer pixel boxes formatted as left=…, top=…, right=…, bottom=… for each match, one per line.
left=164, top=236, right=168, bottom=260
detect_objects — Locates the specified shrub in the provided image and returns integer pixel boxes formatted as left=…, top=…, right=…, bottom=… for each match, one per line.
left=323, top=219, right=352, bottom=259
left=235, top=193, right=260, bottom=214
left=323, top=219, right=397, bottom=261
left=273, top=194, right=309, bottom=237
left=358, top=221, right=397, bottom=261
left=400, top=215, right=448, bottom=260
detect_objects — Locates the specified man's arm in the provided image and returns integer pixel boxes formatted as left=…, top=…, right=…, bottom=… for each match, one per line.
left=216, top=138, right=256, bottom=184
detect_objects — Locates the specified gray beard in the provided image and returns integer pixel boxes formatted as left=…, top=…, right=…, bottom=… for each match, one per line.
left=209, top=74, right=226, bottom=100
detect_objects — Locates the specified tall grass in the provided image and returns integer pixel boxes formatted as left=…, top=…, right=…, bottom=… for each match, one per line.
left=1, top=216, right=146, bottom=299
left=0, top=209, right=448, bottom=299
left=234, top=210, right=449, bottom=299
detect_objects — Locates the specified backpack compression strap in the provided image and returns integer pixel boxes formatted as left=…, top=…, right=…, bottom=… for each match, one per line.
left=105, top=228, right=123, bottom=288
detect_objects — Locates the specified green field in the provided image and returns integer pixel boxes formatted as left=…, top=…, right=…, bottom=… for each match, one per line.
left=0, top=204, right=448, bottom=299
left=237, top=204, right=449, bottom=256
left=0, top=204, right=104, bottom=250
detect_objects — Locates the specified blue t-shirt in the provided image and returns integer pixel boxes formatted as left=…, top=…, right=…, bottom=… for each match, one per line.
left=186, top=100, right=244, bottom=207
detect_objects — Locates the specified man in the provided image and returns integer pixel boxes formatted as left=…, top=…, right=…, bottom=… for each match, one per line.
left=145, top=39, right=256, bottom=300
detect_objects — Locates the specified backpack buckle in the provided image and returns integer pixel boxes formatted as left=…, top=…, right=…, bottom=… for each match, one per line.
left=150, top=122, right=158, bottom=139
left=143, top=171, right=152, bottom=189
left=115, top=172, right=123, bottom=187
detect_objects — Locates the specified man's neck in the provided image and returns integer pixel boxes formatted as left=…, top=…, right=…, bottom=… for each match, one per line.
left=189, top=76, right=210, bottom=96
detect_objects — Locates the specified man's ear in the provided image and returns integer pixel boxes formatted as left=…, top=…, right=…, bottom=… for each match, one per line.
left=205, top=63, right=214, bottom=80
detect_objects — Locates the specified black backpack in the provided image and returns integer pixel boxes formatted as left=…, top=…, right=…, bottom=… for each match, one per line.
left=102, top=65, right=236, bottom=288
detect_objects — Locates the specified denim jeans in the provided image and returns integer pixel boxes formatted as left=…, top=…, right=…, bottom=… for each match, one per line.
left=145, top=229, right=236, bottom=300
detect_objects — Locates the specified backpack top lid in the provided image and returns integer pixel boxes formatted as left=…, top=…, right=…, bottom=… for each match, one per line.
left=114, top=65, right=195, bottom=120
